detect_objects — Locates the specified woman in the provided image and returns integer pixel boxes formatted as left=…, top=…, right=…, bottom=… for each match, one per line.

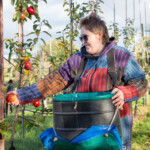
left=8, top=13, right=148, bottom=150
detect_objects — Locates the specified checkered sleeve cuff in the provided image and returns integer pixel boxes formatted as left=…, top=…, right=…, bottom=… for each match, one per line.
left=117, top=85, right=139, bottom=102
left=17, top=83, right=43, bottom=104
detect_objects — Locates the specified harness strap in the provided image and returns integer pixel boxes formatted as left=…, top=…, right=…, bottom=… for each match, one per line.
left=107, top=48, right=117, bottom=87
left=107, top=48, right=119, bottom=131
left=64, top=56, right=88, bottom=94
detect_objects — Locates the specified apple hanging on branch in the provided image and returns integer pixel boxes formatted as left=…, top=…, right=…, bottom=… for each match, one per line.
left=21, top=12, right=25, bottom=20
left=33, top=101, right=40, bottom=107
left=27, top=6, right=35, bottom=15
left=24, top=62, right=31, bottom=70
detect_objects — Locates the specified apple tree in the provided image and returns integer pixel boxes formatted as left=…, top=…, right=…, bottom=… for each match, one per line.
left=4, top=0, right=51, bottom=149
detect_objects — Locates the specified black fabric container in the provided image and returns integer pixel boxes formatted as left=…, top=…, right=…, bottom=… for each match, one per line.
left=53, top=95, right=122, bottom=141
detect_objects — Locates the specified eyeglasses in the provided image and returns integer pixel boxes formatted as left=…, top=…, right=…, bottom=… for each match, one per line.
left=79, top=34, right=88, bottom=42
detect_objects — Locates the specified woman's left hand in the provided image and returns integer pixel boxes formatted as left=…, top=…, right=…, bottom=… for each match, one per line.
left=111, top=88, right=124, bottom=110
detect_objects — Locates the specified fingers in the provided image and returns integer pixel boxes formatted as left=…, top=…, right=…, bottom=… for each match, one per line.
left=8, top=99, right=19, bottom=106
left=12, top=100, right=20, bottom=106
left=7, top=91, right=20, bottom=106
left=112, top=92, right=120, bottom=100
left=111, top=88, right=124, bottom=110
left=112, top=98, right=124, bottom=110
left=111, top=88, right=119, bottom=94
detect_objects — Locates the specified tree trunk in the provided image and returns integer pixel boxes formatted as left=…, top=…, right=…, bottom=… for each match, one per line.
left=0, top=0, right=4, bottom=149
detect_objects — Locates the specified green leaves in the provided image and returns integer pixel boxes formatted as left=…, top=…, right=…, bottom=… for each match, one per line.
left=0, top=119, right=12, bottom=136
left=8, top=51, right=13, bottom=62
left=43, top=20, right=52, bottom=29
left=122, top=18, right=135, bottom=49
left=24, top=11, right=29, bottom=18
left=11, top=0, right=15, bottom=5
left=33, top=38, right=38, bottom=44
left=16, top=11, right=21, bottom=21
left=63, top=1, right=69, bottom=7
left=35, top=29, right=40, bottom=36
left=26, top=32, right=35, bottom=36
left=43, top=31, right=51, bottom=37
left=60, top=0, right=104, bottom=56
left=33, top=24, right=38, bottom=30
left=22, top=3, right=28, bottom=9
left=42, top=0, right=47, bottom=4
left=23, top=18, right=52, bottom=50
left=40, top=38, right=46, bottom=45
left=34, top=5, right=40, bottom=21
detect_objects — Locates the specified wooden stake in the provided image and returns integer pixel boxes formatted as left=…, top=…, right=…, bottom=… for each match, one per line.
left=10, top=1, right=25, bottom=149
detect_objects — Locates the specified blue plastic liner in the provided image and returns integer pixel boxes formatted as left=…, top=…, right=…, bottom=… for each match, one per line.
left=40, top=125, right=123, bottom=150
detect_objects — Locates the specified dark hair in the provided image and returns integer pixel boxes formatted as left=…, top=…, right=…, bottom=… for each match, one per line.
left=80, top=13, right=109, bottom=45
left=8, top=79, right=13, bottom=84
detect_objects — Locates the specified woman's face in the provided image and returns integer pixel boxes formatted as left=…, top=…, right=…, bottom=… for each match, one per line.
left=80, top=26, right=103, bottom=56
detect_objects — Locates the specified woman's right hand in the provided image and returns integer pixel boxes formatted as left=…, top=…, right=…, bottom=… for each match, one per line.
left=6, top=91, right=20, bottom=106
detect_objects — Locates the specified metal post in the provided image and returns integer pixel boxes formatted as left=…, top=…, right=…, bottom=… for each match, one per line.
left=144, top=0, right=147, bottom=37
left=125, top=0, right=127, bottom=28
left=133, top=0, right=135, bottom=20
left=133, top=0, right=136, bottom=52
left=139, top=0, right=142, bottom=30
left=0, top=0, right=4, bottom=149
left=144, top=0, right=149, bottom=65
left=40, top=50, right=44, bottom=114
left=69, top=0, right=73, bottom=56
left=49, top=40, right=52, bottom=56
left=133, top=0, right=138, bottom=116
left=139, top=0, right=144, bottom=64
left=113, top=0, right=116, bottom=37
left=95, top=0, right=98, bottom=13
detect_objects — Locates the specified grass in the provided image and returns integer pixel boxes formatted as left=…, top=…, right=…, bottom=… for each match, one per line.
left=4, top=105, right=53, bottom=150
left=4, top=102, right=150, bottom=150
left=131, top=105, right=150, bottom=150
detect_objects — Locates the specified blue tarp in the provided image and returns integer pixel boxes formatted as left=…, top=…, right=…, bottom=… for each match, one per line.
left=40, top=125, right=123, bottom=150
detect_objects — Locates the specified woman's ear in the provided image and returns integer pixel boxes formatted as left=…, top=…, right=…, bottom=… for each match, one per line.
left=98, top=32, right=103, bottom=40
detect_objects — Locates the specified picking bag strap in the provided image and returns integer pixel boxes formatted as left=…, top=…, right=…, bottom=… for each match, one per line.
left=107, top=47, right=119, bottom=131
left=71, top=57, right=88, bottom=92
left=64, top=56, right=88, bottom=94
left=107, top=48, right=117, bottom=87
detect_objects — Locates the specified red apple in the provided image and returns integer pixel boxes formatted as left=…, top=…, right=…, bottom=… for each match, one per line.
left=21, top=12, right=25, bottom=20
left=24, top=62, right=31, bottom=70
left=33, top=101, right=40, bottom=107
left=6, top=94, right=16, bottom=103
left=27, top=6, right=35, bottom=15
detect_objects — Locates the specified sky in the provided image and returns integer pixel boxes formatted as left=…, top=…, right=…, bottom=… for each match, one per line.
left=3, top=0, right=150, bottom=58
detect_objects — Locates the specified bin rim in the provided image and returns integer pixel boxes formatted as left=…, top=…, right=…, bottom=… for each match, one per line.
left=53, top=91, right=115, bottom=102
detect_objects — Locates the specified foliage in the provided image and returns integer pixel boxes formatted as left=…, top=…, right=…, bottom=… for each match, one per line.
left=4, top=0, right=52, bottom=86
left=122, top=18, right=135, bottom=50
left=135, top=35, right=150, bottom=82
left=144, top=36, right=150, bottom=66
left=4, top=111, right=53, bottom=150
left=109, top=22, right=121, bottom=43
left=58, top=0, right=104, bottom=56
left=0, top=119, right=12, bottom=136
left=109, top=18, right=150, bottom=83
left=132, top=105, right=150, bottom=150
left=37, top=39, right=80, bottom=72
